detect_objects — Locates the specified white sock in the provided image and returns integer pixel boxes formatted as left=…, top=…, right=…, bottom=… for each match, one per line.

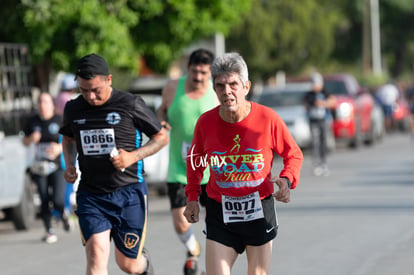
left=178, top=228, right=198, bottom=253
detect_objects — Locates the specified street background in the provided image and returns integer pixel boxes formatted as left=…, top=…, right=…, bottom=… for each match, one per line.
left=0, top=133, right=413, bottom=275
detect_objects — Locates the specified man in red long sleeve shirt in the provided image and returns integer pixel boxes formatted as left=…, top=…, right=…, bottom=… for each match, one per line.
left=184, top=52, right=303, bottom=275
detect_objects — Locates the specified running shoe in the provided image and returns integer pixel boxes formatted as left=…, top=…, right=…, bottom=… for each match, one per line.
left=313, top=165, right=324, bottom=176
left=141, top=247, right=154, bottom=275
left=62, top=214, right=71, bottom=232
left=184, top=257, right=198, bottom=275
left=42, top=232, right=58, bottom=244
left=183, top=242, right=200, bottom=275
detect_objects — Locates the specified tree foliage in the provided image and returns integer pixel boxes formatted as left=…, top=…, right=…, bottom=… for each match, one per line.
left=226, top=0, right=344, bottom=81
left=0, top=0, right=250, bottom=90
left=329, top=0, right=414, bottom=78
left=2, top=0, right=414, bottom=88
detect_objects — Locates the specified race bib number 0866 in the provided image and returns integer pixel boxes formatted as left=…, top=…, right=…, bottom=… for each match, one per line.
left=80, top=128, right=116, bottom=156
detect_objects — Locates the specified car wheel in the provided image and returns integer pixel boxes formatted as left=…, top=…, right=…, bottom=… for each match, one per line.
left=349, top=120, right=362, bottom=148
left=11, top=173, right=36, bottom=230
left=364, top=119, right=375, bottom=145
left=399, top=117, right=411, bottom=132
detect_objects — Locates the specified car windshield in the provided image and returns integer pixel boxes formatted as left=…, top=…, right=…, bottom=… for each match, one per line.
left=257, top=91, right=307, bottom=107
left=324, top=81, right=347, bottom=95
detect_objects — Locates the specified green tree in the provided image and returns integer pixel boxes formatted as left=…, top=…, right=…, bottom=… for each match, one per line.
left=380, top=0, right=414, bottom=78
left=226, top=0, right=344, bottom=81
left=0, top=0, right=250, bottom=91
left=331, top=0, right=414, bottom=79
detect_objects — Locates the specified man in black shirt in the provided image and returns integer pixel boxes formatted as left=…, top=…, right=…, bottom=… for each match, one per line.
left=60, top=53, right=169, bottom=275
left=304, top=72, right=336, bottom=176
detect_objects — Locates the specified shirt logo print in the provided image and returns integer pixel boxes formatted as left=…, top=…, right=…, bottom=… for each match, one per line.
left=106, top=112, right=121, bottom=125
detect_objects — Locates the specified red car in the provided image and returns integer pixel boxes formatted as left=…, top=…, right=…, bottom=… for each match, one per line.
left=323, top=74, right=384, bottom=147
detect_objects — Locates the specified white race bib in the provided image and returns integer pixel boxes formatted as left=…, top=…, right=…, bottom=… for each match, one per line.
left=80, top=128, right=116, bottom=156
left=221, top=191, right=264, bottom=223
left=35, top=142, right=52, bottom=160
left=181, top=141, right=192, bottom=161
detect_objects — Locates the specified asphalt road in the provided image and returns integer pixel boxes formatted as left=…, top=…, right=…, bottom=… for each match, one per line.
left=0, top=133, right=413, bottom=275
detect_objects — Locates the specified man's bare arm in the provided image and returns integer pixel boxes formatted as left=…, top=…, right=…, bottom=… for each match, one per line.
left=62, top=136, right=77, bottom=166
left=111, top=127, right=169, bottom=171
left=135, top=127, right=169, bottom=160
left=62, top=135, right=79, bottom=183
left=156, top=80, right=178, bottom=130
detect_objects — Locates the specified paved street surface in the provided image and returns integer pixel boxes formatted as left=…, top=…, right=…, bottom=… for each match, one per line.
left=0, top=133, right=413, bottom=275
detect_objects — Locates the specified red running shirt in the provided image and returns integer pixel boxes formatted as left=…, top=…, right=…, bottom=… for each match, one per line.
left=185, top=102, right=304, bottom=203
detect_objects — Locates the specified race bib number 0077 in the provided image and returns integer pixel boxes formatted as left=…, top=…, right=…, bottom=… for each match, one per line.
left=221, top=191, right=264, bottom=223
left=80, top=128, right=116, bottom=156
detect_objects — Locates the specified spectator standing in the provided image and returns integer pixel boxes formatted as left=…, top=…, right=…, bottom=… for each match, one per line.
left=376, top=83, right=399, bottom=133
left=157, top=48, right=217, bottom=275
left=55, top=73, right=78, bottom=116
left=304, top=72, right=336, bottom=176
left=23, top=92, right=70, bottom=243
left=60, top=53, right=169, bottom=275
left=183, top=52, right=304, bottom=274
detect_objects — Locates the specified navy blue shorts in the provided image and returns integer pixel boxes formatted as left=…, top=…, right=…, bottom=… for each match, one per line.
left=76, top=183, right=148, bottom=258
left=382, top=105, right=394, bottom=118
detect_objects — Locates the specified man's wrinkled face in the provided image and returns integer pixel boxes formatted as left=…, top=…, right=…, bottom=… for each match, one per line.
left=78, top=75, right=112, bottom=106
left=213, top=72, right=250, bottom=112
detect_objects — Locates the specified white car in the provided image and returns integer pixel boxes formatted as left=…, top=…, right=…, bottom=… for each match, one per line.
left=251, top=83, right=336, bottom=151
left=129, top=77, right=170, bottom=195
left=0, top=131, right=37, bottom=230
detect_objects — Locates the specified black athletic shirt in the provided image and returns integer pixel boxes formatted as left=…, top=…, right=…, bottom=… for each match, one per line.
left=304, top=89, right=331, bottom=122
left=23, top=113, right=63, bottom=168
left=59, top=89, right=162, bottom=194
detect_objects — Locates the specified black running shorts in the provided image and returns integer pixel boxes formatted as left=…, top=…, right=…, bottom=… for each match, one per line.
left=205, top=195, right=278, bottom=254
left=167, top=182, right=207, bottom=208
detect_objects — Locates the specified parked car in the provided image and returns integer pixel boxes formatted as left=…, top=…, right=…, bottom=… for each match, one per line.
left=0, top=43, right=38, bottom=230
left=0, top=131, right=37, bottom=230
left=250, top=83, right=336, bottom=151
left=128, top=76, right=169, bottom=196
left=323, top=74, right=384, bottom=147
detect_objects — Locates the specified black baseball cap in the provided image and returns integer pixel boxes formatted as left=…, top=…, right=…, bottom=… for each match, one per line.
left=76, top=53, right=109, bottom=79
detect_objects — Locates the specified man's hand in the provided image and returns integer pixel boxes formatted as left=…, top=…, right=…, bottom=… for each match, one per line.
left=271, top=177, right=291, bottom=203
left=46, top=142, right=62, bottom=160
left=183, top=201, right=200, bottom=223
left=64, top=165, right=78, bottom=184
left=110, top=148, right=131, bottom=171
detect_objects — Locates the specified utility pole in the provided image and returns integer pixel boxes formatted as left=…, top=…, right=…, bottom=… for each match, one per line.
left=362, top=0, right=382, bottom=76
left=370, top=0, right=382, bottom=76
left=362, top=0, right=371, bottom=75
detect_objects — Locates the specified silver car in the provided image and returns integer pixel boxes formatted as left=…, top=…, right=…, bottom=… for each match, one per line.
left=251, top=83, right=336, bottom=151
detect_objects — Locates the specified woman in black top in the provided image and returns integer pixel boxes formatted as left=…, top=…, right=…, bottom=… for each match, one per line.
left=23, top=92, right=70, bottom=243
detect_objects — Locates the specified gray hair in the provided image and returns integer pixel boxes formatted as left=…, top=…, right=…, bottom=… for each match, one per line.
left=211, top=52, right=249, bottom=86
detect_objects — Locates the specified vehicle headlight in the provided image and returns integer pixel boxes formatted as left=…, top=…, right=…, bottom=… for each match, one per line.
left=336, top=102, right=353, bottom=119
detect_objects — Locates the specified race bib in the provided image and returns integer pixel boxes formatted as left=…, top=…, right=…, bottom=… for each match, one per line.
left=80, top=128, right=116, bottom=156
left=181, top=141, right=192, bottom=161
left=221, top=191, right=264, bottom=223
left=35, top=142, right=52, bottom=160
